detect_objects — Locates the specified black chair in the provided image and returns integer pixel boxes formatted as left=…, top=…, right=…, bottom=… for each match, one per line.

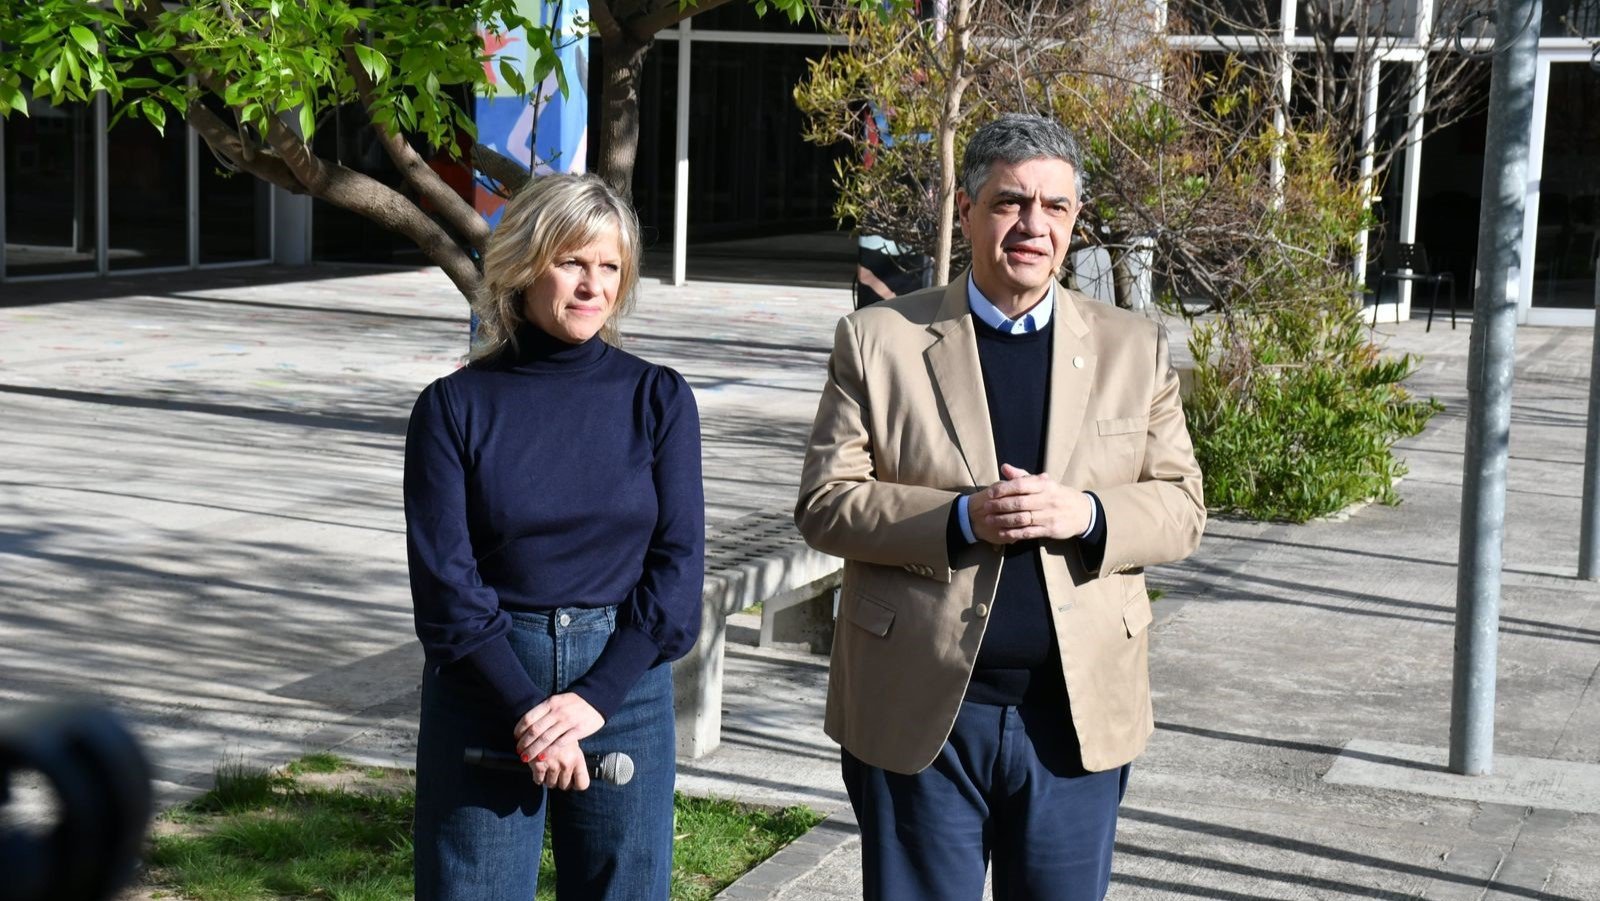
left=1379, top=242, right=1456, bottom=331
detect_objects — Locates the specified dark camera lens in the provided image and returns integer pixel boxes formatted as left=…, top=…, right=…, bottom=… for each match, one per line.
left=0, top=705, right=153, bottom=901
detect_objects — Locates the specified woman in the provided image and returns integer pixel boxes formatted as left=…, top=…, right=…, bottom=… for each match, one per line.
left=404, top=173, right=703, bottom=900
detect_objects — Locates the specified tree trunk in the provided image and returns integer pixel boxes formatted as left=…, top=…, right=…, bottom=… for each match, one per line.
left=932, top=0, right=972, bottom=286
left=596, top=33, right=653, bottom=199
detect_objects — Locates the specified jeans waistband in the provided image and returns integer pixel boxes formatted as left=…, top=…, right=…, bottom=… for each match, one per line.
left=507, top=604, right=617, bottom=635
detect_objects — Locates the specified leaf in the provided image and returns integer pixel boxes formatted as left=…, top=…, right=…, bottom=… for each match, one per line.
left=143, top=98, right=166, bottom=134
left=551, top=58, right=567, bottom=98
left=70, top=25, right=98, bottom=56
left=298, top=102, right=314, bottom=139
left=49, top=58, right=65, bottom=96
left=353, top=43, right=388, bottom=82
left=0, top=82, right=27, bottom=116
left=20, top=22, right=55, bottom=45
left=498, top=59, right=525, bottom=95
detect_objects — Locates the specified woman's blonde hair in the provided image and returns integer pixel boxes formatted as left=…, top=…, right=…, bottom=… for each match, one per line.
left=470, top=173, right=642, bottom=361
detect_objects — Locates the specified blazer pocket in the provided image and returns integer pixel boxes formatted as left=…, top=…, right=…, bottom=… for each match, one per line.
left=1098, top=415, right=1149, bottom=437
left=841, top=594, right=896, bottom=638
left=1122, top=591, right=1154, bottom=638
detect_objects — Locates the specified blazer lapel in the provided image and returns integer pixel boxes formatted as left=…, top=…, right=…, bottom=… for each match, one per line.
left=1042, top=288, right=1096, bottom=477
left=925, top=276, right=999, bottom=487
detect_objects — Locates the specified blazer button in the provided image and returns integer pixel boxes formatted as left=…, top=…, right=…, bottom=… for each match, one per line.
left=975, top=603, right=990, bottom=618
left=1072, top=355, right=1085, bottom=369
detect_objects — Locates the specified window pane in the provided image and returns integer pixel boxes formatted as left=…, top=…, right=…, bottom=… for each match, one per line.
left=1172, top=0, right=1280, bottom=36
left=4, top=98, right=98, bottom=277
left=1532, top=63, right=1600, bottom=309
left=197, top=98, right=271, bottom=263
left=108, top=93, right=188, bottom=270
left=1543, top=0, right=1600, bottom=37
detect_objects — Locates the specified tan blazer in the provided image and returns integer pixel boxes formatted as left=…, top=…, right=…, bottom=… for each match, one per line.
left=794, top=275, right=1204, bottom=775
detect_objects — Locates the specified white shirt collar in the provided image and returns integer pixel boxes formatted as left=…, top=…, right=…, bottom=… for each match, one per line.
left=966, top=275, right=1054, bottom=334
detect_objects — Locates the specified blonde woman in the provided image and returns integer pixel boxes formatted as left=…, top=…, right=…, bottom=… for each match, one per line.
left=404, top=173, right=703, bottom=900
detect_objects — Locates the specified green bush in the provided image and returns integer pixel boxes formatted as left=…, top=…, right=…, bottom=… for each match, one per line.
left=1188, top=307, right=1440, bottom=522
left=1181, top=129, right=1441, bottom=522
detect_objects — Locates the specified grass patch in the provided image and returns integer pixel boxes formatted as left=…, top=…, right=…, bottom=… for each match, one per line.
left=144, top=755, right=820, bottom=901
left=1147, top=587, right=1165, bottom=602
left=282, top=752, right=348, bottom=776
left=669, top=796, right=820, bottom=900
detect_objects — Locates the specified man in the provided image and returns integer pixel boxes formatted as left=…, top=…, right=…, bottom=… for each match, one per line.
left=795, top=114, right=1205, bottom=900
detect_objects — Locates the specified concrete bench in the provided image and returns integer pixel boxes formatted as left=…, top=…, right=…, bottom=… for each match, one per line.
left=672, top=510, right=841, bottom=759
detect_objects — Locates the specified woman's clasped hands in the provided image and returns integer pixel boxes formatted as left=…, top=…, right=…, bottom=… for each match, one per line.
left=513, top=692, right=606, bottom=791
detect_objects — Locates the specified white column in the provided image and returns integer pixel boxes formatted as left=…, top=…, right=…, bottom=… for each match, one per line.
left=1271, top=0, right=1297, bottom=200
left=271, top=189, right=313, bottom=265
left=1414, top=0, right=1435, bottom=46
left=672, top=19, right=692, bottom=287
left=272, top=109, right=313, bottom=265
left=1356, top=57, right=1381, bottom=288
left=1395, top=58, right=1428, bottom=322
left=1518, top=57, right=1552, bottom=324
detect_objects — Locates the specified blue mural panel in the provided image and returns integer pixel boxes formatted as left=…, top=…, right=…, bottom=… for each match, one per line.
left=475, top=0, right=590, bottom=226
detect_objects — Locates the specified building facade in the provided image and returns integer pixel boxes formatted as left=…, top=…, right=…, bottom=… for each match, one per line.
left=2, top=0, right=1595, bottom=325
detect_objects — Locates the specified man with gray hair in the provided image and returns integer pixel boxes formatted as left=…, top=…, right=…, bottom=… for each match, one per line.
left=796, top=113, right=1205, bottom=899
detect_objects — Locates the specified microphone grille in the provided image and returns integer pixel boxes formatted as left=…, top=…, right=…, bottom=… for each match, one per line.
left=602, top=752, right=635, bottom=786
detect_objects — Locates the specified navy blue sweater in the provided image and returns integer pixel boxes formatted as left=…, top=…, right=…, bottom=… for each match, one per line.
left=962, top=318, right=1105, bottom=706
left=403, top=323, right=705, bottom=726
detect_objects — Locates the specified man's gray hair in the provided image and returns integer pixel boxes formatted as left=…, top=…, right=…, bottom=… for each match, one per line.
left=960, top=114, right=1085, bottom=200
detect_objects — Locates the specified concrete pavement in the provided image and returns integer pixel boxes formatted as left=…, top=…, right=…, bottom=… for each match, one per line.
left=2, top=266, right=1598, bottom=899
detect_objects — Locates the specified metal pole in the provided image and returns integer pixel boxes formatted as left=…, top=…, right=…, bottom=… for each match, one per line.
left=1450, top=0, right=1543, bottom=776
left=1581, top=251, right=1600, bottom=579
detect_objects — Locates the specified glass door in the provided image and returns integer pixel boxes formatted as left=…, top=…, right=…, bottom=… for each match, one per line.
left=3, top=98, right=99, bottom=278
left=1530, top=61, right=1598, bottom=312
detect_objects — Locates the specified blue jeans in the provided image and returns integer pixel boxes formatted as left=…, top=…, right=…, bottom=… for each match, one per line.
left=843, top=698, right=1130, bottom=901
left=413, top=606, right=675, bottom=901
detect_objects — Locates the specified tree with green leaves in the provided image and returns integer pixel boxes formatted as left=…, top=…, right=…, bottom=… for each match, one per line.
left=0, top=0, right=893, bottom=302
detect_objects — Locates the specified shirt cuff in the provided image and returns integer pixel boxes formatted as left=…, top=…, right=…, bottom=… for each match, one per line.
left=956, top=494, right=978, bottom=544
left=1081, top=491, right=1099, bottom=538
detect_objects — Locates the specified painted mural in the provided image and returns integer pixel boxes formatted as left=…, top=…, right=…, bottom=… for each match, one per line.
left=474, top=0, right=590, bottom=226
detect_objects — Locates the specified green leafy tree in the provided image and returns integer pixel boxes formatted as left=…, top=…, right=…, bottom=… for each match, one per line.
left=0, top=0, right=892, bottom=302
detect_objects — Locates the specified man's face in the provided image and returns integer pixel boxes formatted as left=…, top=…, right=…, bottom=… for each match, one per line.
left=957, top=157, right=1079, bottom=311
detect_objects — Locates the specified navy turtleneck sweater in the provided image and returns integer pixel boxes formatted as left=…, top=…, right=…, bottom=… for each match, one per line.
left=403, top=323, right=704, bottom=726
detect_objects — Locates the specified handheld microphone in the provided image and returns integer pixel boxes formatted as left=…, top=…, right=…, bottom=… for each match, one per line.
left=462, top=747, right=635, bottom=786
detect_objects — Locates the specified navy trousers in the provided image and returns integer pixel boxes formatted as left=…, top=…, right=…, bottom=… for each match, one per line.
left=842, top=699, right=1130, bottom=901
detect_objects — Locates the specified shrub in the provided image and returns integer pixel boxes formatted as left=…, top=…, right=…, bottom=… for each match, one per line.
left=1188, top=306, right=1440, bottom=522
left=1182, top=131, right=1441, bottom=522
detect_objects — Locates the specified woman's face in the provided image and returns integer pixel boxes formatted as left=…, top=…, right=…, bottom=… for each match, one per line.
left=523, top=228, right=624, bottom=344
